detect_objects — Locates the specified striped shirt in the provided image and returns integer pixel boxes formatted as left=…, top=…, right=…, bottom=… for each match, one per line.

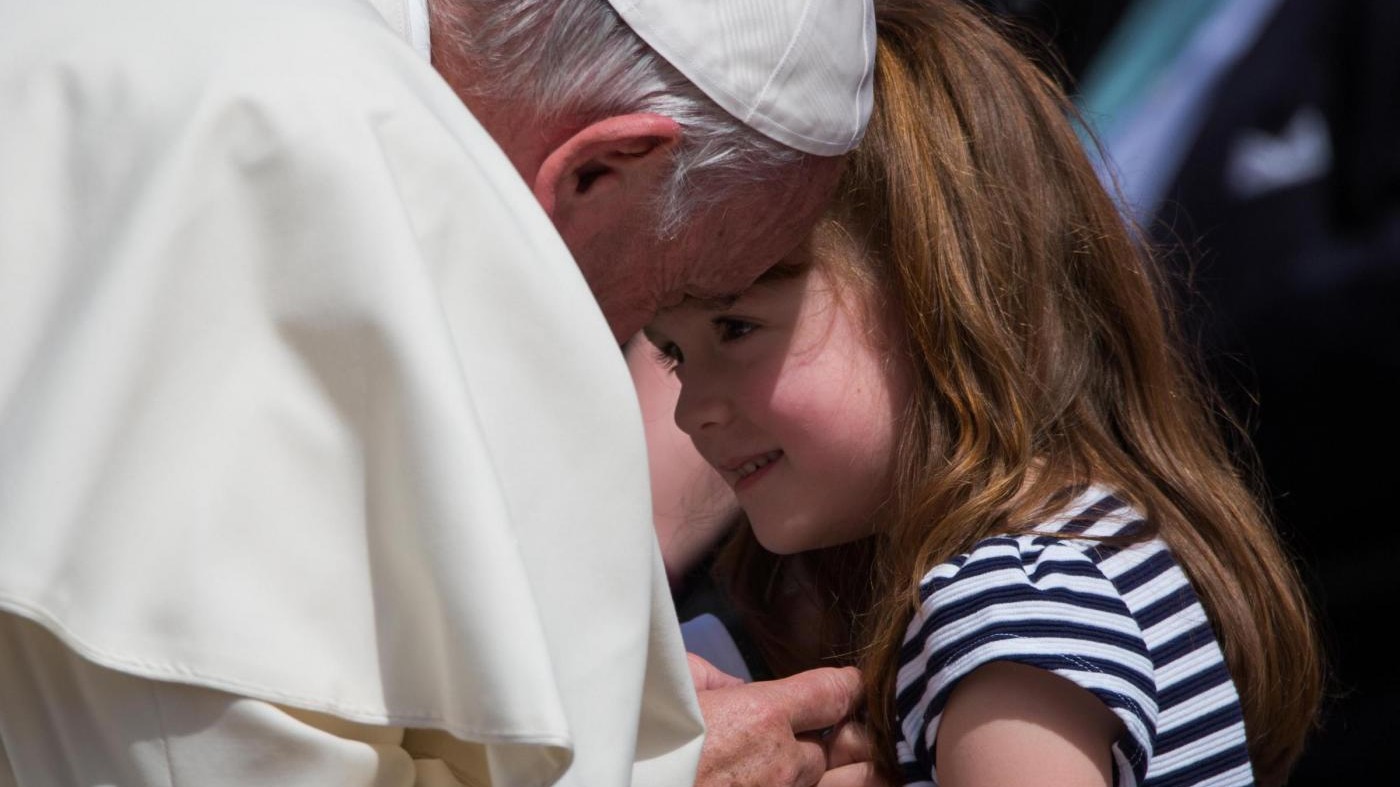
left=894, top=487, right=1253, bottom=786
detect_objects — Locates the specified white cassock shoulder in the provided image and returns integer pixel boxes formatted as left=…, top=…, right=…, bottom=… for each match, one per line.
left=0, top=0, right=703, bottom=784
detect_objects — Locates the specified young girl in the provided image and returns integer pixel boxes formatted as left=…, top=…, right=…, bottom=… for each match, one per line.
left=642, top=1, right=1322, bottom=785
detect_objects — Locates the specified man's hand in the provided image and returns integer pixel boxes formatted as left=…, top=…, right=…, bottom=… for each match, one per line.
left=689, top=655, right=888, bottom=787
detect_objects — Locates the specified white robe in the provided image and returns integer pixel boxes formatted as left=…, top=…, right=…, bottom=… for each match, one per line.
left=0, top=0, right=704, bottom=784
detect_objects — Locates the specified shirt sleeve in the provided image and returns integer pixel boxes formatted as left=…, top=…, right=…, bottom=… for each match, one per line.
left=893, top=536, right=1159, bottom=786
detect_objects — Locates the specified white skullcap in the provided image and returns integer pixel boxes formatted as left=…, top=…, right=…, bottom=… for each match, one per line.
left=605, top=0, right=876, bottom=156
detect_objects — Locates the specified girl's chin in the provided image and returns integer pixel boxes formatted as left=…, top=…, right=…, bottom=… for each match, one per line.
left=749, top=524, right=810, bottom=555
left=749, top=515, right=875, bottom=555
left=750, top=521, right=832, bottom=555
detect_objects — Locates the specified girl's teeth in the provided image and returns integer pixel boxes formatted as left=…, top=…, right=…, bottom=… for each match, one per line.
left=737, top=451, right=780, bottom=478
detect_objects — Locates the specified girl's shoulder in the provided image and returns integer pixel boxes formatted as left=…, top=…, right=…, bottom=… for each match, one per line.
left=916, top=486, right=1169, bottom=609
left=901, top=487, right=1170, bottom=688
left=894, top=486, right=1249, bottom=786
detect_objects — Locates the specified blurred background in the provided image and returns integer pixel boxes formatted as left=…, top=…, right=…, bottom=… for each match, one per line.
left=967, top=1, right=1400, bottom=782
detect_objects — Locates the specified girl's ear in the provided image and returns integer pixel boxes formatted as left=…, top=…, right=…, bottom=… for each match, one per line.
left=531, top=113, right=682, bottom=249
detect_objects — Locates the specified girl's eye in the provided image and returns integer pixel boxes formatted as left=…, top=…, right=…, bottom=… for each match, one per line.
left=714, top=317, right=758, bottom=343
left=652, top=342, right=683, bottom=371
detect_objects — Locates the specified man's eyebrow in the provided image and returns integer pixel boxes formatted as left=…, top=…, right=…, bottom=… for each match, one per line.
left=665, top=263, right=805, bottom=315
left=655, top=291, right=742, bottom=317
left=682, top=292, right=742, bottom=312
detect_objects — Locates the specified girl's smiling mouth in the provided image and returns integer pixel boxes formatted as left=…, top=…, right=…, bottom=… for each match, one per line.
left=724, top=450, right=783, bottom=490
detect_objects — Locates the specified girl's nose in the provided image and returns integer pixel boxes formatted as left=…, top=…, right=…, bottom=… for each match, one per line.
left=673, top=376, right=731, bottom=436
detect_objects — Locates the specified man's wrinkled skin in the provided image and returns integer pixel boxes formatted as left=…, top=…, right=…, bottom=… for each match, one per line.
left=689, top=655, right=885, bottom=787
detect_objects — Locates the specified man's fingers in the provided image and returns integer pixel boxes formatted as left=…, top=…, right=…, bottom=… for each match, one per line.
left=770, top=666, right=864, bottom=733
left=692, top=671, right=866, bottom=787
left=688, top=653, right=745, bottom=691
left=791, top=737, right=832, bottom=787
left=816, top=762, right=890, bottom=787
left=823, top=720, right=874, bottom=768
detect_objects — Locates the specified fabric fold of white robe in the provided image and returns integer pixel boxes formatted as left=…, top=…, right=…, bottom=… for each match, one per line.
left=0, top=0, right=704, bottom=784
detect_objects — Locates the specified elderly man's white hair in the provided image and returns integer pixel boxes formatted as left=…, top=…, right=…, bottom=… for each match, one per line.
left=430, top=0, right=809, bottom=236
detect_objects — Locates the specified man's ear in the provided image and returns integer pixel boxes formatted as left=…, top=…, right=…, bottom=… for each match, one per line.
left=532, top=113, right=682, bottom=247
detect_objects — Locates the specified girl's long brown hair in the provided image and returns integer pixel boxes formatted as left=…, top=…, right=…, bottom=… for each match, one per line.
left=715, top=1, right=1322, bottom=784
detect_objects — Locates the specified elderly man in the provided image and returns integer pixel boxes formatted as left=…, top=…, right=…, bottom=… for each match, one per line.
left=0, top=0, right=876, bottom=785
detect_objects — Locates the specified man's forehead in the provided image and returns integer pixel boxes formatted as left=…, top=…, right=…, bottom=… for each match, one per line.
left=653, top=156, right=835, bottom=323
left=652, top=290, right=741, bottom=322
left=660, top=263, right=809, bottom=318
left=660, top=259, right=754, bottom=312
left=677, top=291, right=742, bottom=312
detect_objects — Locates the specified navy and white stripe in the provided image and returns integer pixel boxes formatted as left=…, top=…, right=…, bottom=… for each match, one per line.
left=894, top=486, right=1252, bottom=786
